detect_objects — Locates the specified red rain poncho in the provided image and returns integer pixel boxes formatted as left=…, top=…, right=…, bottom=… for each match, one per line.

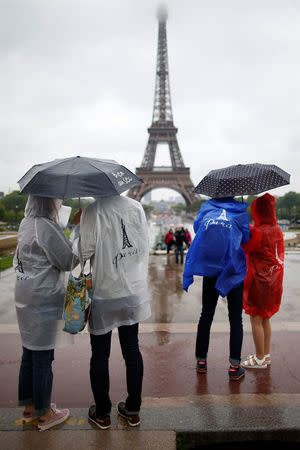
left=242, top=193, right=284, bottom=318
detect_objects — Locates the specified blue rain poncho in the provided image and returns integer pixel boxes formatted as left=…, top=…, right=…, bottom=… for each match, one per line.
left=183, top=198, right=250, bottom=297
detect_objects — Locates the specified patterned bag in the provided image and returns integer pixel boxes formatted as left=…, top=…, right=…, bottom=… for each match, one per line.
left=63, top=235, right=92, bottom=334
left=63, top=270, right=92, bottom=334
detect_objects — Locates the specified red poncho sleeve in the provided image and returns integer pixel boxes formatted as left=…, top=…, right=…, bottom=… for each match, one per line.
left=242, top=225, right=262, bottom=254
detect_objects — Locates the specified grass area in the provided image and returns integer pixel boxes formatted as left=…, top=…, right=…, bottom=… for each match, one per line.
left=0, top=254, right=14, bottom=271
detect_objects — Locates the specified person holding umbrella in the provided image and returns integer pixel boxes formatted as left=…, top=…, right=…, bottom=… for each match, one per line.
left=241, top=193, right=284, bottom=369
left=14, top=195, right=77, bottom=430
left=18, top=156, right=147, bottom=428
left=185, top=162, right=290, bottom=380
left=75, top=194, right=151, bottom=429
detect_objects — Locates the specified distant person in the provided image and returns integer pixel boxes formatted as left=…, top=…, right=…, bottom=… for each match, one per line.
left=76, top=195, right=151, bottom=429
left=242, top=194, right=284, bottom=369
left=14, top=195, right=76, bottom=431
left=174, top=226, right=187, bottom=264
left=185, top=228, right=192, bottom=248
left=183, top=198, right=250, bottom=380
left=164, top=228, right=174, bottom=254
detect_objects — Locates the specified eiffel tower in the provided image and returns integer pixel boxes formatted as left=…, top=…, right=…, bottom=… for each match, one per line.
left=127, top=6, right=195, bottom=205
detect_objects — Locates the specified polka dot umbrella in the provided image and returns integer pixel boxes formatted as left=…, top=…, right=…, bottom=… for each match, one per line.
left=193, top=163, right=290, bottom=198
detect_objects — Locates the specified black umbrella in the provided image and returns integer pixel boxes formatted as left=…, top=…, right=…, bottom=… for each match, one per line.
left=193, top=163, right=290, bottom=198
left=18, top=156, right=143, bottom=199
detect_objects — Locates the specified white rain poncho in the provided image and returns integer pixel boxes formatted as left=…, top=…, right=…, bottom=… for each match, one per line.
left=79, top=195, right=151, bottom=335
left=14, top=196, right=76, bottom=350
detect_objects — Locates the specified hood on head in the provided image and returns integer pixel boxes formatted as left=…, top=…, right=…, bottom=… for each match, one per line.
left=251, top=193, right=277, bottom=226
left=209, top=197, right=248, bottom=213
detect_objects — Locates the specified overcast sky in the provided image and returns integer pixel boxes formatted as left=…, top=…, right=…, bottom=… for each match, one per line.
left=0, top=0, right=299, bottom=200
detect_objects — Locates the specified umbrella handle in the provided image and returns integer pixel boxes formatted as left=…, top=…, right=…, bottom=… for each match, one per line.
left=78, top=197, right=81, bottom=209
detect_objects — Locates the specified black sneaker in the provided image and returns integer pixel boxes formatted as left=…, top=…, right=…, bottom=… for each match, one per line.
left=88, top=405, right=111, bottom=430
left=117, top=401, right=140, bottom=427
left=228, top=365, right=245, bottom=381
left=196, top=360, right=207, bottom=373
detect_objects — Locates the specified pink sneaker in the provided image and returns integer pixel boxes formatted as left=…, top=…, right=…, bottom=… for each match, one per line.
left=23, top=403, right=56, bottom=423
left=38, top=407, right=69, bottom=431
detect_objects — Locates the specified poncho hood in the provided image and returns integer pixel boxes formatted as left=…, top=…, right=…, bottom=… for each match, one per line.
left=251, top=193, right=277, bottom=226
left=209, top=197, right=249, bottom=213
left=182, top=196, right=250, bottom=296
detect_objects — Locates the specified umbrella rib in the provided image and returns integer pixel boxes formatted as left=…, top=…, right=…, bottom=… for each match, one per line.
left=87, top=160, right=118, bottom=192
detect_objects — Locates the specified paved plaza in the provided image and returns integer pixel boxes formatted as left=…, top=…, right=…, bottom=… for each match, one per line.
left=0, top=252, right=300, bottom=448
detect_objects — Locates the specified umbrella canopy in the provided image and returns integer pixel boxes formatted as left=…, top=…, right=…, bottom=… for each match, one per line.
left=18, top=156, right=143, bottom=199
left=193, top=163, right=290, bottom=198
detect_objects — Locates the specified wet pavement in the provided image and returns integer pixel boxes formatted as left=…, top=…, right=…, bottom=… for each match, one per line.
left=0, top=251, right=300, bottom=448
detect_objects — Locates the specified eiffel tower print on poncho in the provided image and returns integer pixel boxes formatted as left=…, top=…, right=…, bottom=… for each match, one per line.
left=121, top=219, right=133, bottom=249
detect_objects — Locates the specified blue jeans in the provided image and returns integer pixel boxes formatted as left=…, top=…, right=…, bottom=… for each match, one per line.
left=175, top=246, right=184, bottom=264
left=90, top=323, right=143, bottom=417
left=196, top=276, right=244, bottom=366
left=18, top=347, right=54, bottom=416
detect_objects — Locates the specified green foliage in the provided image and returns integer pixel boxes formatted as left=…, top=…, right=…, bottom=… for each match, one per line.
left=187, top=199, right=206, bottom=213
left=62, top=198, right=93, bottom=223
left=0, top=204, right=5, bottom=221
left=4, top=210, right=15, bottom=224
left=172, top=203, right=186, bottom=213
left=244, top=192, right=300, bottom=222
left=1, top=191, right=28, bottom=211
left=0, top=192, right=94, bottom=226
left=142, top=204, right=155, bottom=219
left=168, top=192, right=300, bottom=223
left=275, top=191, right=300, bottom=222
left=0, top=190, right=299, bottom=226
left=0, top=191, right=28, bottom=225
left=0, top=255, right=14, bottom=271
left=64, top=230, right=72, bottom=239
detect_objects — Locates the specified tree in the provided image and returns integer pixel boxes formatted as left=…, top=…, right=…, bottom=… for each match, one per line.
left=172, top=204, right=186, bottom=214
left=0, top=204, right=5, bottom=221
left=188, top=199, right=206, bottom=213
left=142, top=204, right=154, bottom=218
left=4, top=210, right=15, bottom=224
left=275, top=191, right=300, bottom=221
left=1, top=191, right=28, bottom=211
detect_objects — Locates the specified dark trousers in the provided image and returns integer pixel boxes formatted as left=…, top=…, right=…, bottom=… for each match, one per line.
left=90, top=323, right=143, bottom=417
left=175, top=246, right=184, bottom=264
left=196, top=276, right=244, bottom=366
left=166, top=242, right=173, bottom=254
left=18, top=346, right=54, bottom=416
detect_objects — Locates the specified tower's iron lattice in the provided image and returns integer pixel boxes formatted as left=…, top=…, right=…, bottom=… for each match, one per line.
left=127, top=7, right=195, bottom=205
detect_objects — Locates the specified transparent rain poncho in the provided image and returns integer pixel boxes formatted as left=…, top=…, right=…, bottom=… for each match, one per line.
left=78, top=195, right=151, bottom=335
left=14, top=196, right=76, bottom=350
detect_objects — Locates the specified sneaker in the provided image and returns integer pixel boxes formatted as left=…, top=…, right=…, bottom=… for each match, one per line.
left=196, top=360, right=207, bottom=373
left=228, top=365, right=245, bottom=381
left=88, top=405, right=111, bottom=430
left=37, top=407, right=69, bottom=431
left=117, top=401, right=140, bottom=427
left=23, top=403, right=56, bottom=423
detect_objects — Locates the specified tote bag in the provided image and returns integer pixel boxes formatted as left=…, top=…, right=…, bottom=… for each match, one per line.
left=63, top=240, right=92, bottom=334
